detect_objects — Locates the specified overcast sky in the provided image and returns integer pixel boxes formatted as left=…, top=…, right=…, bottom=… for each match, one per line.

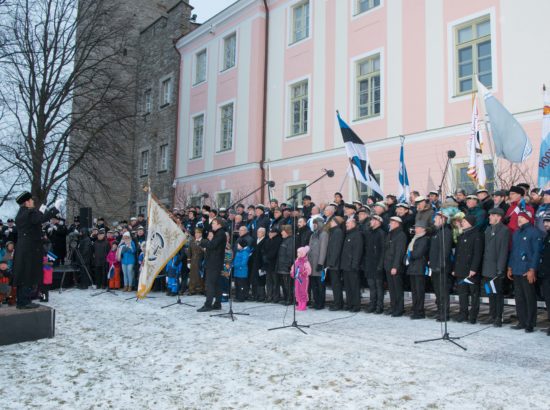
left=189, top=0, right=238, bottom=23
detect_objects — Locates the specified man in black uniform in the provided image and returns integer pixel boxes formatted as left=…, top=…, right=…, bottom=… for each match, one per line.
left=197, top=217, right=227, bottom=312
left=363, top=215, right=386, bottom=313
left=539, top=214, right=550, bottom=335
left=13, top=192, right=58, bottom=309
left=481, top=208, right=510, bottom=327
left=383, top=216, right=407, bottom=317
left=339, top=217, right=363, bottom=312
left=429, top=211, right=453, bottom=321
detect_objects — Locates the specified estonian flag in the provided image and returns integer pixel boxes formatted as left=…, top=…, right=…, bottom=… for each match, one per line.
left=47, top=251, right=57, bottom=262
left=478, top=80, right=532, bottom=163
left=397, top=140, right=410, bottom=203
left=484, top=279, right=497, bottom=295
left=337, top=112, right=384, bottom=199
left=459, top=278, right=475, bottom=285
left=107, top=264, right=115, bottom=280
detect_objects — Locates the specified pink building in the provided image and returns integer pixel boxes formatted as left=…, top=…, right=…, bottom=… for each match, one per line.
left=174, top=0, right=550, bottom=208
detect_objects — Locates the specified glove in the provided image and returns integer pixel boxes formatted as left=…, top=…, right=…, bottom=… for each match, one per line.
left=54, top=198, right=63, bottom=210
left=39, top=204, right=47, bottom=213
left=316, top=264, right=323, bottom=272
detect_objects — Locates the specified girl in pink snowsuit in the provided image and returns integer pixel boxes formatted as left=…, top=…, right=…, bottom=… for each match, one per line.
left=291, top=246, right=312, bottom=311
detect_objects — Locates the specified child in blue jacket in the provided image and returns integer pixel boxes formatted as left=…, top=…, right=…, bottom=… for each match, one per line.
left=233, top=238, right=252, bottom=302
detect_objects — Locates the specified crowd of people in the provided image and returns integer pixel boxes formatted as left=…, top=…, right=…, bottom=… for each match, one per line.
left=1, top=184, right=549, bottom=336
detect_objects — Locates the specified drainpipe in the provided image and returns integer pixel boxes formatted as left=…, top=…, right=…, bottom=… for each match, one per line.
left=260, top=0, right=270, bottom=204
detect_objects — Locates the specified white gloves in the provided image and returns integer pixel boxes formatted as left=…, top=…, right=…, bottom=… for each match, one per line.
left=39, top=204, right=47, bottom=213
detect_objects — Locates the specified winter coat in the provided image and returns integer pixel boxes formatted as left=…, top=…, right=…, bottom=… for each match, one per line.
left=429, top=224, right=453, bottom=273
left=308, top=220, right=329, bottom=276
left=276, top=236, right=295, bottom=274
left=13, top=206, right=57, bottom=287
left=106, top=249, right=119, bottom=268
left=482, top=222, right=510, bottom=278
left=415, top=208, right=434, bottom=234
left=539, top=232, right=550, bottom=278
left=204, top=229, right=227, bottom=272
left=406, top=235, right=430, bottom=276
left=263, top=234, right=282, bottom=272
left=383, top=227, right=407, bottom=274
left=325, top=225, right=344, bottom=270
left=46, top=223, right=67, bottom=260
left=466, top=205, right=488, bottom=232
left=187, top=238, right=207, bottom=276
left=363, top=226, right=385, bottom=278
left=453, top=227, right=484, bottom=278
left=400, top=212, right=416, bottom=242
left=251, top=237, right=266, bottom=277
left=508, top=223, right=544, bottom=276
left=295, top=226, right=312, bottom=253
left=119, top=240, right=136, bottom=265
left=504, top=201, right=535, bottom=233
left=92, top=238, right=110, bottom=267
left=339, top=227, right=363, bottom=272
left=233, top=247, right=252, bottom=279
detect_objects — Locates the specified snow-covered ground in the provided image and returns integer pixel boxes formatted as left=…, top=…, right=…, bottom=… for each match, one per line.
left=1, top=289, right=549, bottom=409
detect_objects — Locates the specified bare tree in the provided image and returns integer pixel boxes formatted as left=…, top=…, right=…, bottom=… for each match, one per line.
left=0, top=0, right=134, bottom=207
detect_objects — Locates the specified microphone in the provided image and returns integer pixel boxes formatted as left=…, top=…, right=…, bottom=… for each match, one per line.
left=266, top=180, right=276, bottom=188
left=447, top=150, right=456, bottom=159
left=202, top=193, right=209, bottom=199
left=323, top=169, right=335, bottom=178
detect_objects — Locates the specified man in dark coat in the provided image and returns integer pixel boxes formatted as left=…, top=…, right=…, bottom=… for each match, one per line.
left=452, top=215, right=484, bottom=324
left=295, top=217, right=312, bottom=253
left=3, top=218, right=18, bottom=244
left=507, top=211, right=544, bottom=332
left=477, top=189, right=494, bottom=213
left=539, top=214, right=550, bottom=335
left=429, top=212, right=453, bottom=321
left=481, top=208, right=510, bottom=327
left=340, top=218, right=363, bottom=312
left=46, top=214, right=67, bottom=265
left=326, top=216, right=345, bottom=311
left=406, top=221, right=430, bottom=319
left=396, top=203, right=415, bottom=242
left=13, top=192, right=58, bottom=309
left=92, top=229, right=110, bottom=289
left=275, top=225, right=295, bottom=305
left=263, top=227, right=282, bottom=303
left=363, top=215, right=386, bottom=313
left=414, top=197, right=434, bottom=235
left=198, top=218, right=227, bottom=312
left=466, top=195, right=488, bottom=232
left=250, top=227, right=267, bottom=302
left=383, top=216, right=407, bottom=317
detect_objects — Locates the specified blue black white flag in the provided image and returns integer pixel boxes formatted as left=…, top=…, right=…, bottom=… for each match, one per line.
left=459, top=277, right=475, bottom=285
left=477, top=80, right=532, bottom=163
left=47, top=251, right=57, bottom=262
left=337, top=112, right=384, bottom=199
left=397, top=139, right=410, bottom=203
left=484, top=279, right=497, bottom=295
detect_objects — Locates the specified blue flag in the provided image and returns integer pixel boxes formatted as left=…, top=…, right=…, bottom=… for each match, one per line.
left=538, top=88, right=550, bottom=188
left=397, top=140, right=410, bottom=203
left=107, top=264, right=115, bottom=280
left=47, top=251, right=57, bottom=262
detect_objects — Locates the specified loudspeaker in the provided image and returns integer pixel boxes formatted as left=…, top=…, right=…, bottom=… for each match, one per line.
left=79, top=207, right=92, bottom=228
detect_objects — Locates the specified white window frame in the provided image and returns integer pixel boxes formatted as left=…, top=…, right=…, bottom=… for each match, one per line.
left=221, top=32, right=237, bottom=72
left=140, top=150, right=150, bottom=176
left=351, top=170, right=383, bottom=201
left=215, top=191, right=232, bottom=209
left=355, top=53, right=381, bottom=121
left=144, top=89, right=152, bottom=114
left=352, top=0, right=382, bottom=17
left=288, top=0, right=311, bottom=46
left=189, top=195, right=202, bottom=207
left=158, top=144, right=168, bottom=172
left=447, top=7, right=497, bottom=102
left=217, top=101, right=235, bottom=153
left=285, top=75, right=311, bottom=139
left=286, top=182, right=308, bottom=207
left=190, top=113, right=204, bottom=160
left=160, top=76, right=172, bottom=107
left=288, top=79, right=309, bottom=138
left=452, top=157, right=495, bottom=194
left=350, top=48, right=384, bottom=124
left=194, top=49, right=207, bottom=85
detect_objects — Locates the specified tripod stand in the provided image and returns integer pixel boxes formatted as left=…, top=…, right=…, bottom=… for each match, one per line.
left=414, top=150, right=466, bottom=351
left=162, top=295, right=195, bottom=309
left=269, top=169, right=335, bottom=334
left=211, top=180, right=275, bottom=320
left=64, top=241, right=95, bottom=292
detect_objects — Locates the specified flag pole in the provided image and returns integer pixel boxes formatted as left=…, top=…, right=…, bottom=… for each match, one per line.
left=400, top=135, right=406, bottom=201
left=348, top=158, right=363, bottom=202
left=476, top=78, right=500, bottom=189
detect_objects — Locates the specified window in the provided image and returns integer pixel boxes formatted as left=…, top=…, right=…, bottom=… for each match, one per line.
left=195, top=50, right=207, bottom=84
left=356, top=54, right=381, bottom=120
left=219, top=103, right=233, bottom=152
left=144, top=89, right=152, bottom=113
left=138, top=206, right=147, bottom=216
left=192, top=114, right=204, bottom=159
left=140, top=150, right=149, bottom=176
left=291, top=1, right=309, bottom=44
left=161, top=78, right=172, bottom=106
left=189, top=196, right=202, bottom=207
left=455, top=16, right=491, bottom=95
left=159, top=144, right=168, bottom=172
left=454, top=161, right=495, bottom=194
left=288, top=184, right=307, bottom=206
left=356, top=0, right=380, bottom=15
left=357, top=172, right=382, bottom=203
left=223, top=33, right=236, bottom=70
left=216, top=192, right=231, bottom=209
left=290, top=80, right=308, bottom=136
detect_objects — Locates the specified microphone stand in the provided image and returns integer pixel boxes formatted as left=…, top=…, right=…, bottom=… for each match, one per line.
left=414, top=151, right=466, bottom=350
left=269, top=169, right=334, bottom=334
left=211, top=180, right=274, bottom=320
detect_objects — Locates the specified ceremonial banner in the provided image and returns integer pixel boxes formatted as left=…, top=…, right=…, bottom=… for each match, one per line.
left=538, top=87, right=550, bottom=188
left=337, top=112, right=384, bottom=199
left=467, top=97, right=487, bottom=188
left=137, top=194, right=187, bottom=299
left=477, top=80, right=532, bottom=163
left=397, top=139, right=410, bottom=203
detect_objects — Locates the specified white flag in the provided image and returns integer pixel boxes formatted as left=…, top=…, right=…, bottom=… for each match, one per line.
left=467, top=97, right=487, bottom=188
left=137, top=193, right=188, bottom=299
